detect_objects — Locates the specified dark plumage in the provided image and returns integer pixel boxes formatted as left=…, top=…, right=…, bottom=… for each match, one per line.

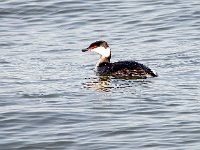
left=97, top=61, right=157, bottom=78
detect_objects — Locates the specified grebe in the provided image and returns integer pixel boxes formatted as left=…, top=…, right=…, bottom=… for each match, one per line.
left=82, top=41, right=158, bottom=78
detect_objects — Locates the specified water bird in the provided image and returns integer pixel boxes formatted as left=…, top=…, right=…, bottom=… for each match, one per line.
left=82, top=40, right=158, bottom=79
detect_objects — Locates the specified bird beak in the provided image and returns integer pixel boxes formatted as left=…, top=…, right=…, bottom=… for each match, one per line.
left=82, top=48, right=89, bottom=52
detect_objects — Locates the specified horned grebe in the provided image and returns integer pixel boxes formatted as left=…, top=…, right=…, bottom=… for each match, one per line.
left=82, top=41, right=158, bottom=79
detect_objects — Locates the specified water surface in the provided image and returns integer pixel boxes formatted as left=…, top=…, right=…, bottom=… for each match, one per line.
left=0, top=0, right=200, bottom=149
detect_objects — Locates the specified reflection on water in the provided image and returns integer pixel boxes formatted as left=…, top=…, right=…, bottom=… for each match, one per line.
left=82, top=76, right=153, bottom=92
left=82, top=76, right=112, bottom=92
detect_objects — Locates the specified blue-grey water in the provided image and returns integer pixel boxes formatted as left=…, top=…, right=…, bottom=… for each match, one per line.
left=1, top=0, right=200, bottom=149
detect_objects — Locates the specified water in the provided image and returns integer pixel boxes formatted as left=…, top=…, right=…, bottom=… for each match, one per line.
left=0, top=0, right=200, bottom=149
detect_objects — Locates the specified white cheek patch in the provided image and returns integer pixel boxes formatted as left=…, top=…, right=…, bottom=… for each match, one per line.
left=92, top=47, right=111, bottom=57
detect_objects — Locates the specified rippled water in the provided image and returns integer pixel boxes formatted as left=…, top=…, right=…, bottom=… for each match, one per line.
left=1, top=0, right=200, bottom=149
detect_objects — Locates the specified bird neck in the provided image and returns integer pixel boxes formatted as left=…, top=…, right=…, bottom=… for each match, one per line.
left=96, top=55, right=111, bottom=68
left=100, top=55, right=111, bottom=63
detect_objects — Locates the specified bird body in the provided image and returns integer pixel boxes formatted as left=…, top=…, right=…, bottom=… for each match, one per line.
left=82, top=41, right=157, bottom=79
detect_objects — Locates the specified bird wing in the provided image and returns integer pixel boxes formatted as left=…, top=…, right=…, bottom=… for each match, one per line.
left=111, top=61, right=155, bottom=78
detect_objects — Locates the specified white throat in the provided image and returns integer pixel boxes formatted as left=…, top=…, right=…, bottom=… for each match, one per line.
left=92, top=47, right=111, bottom=57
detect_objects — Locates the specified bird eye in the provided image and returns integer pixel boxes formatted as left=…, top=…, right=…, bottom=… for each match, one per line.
left=91, top=45, right=97, bottom=49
